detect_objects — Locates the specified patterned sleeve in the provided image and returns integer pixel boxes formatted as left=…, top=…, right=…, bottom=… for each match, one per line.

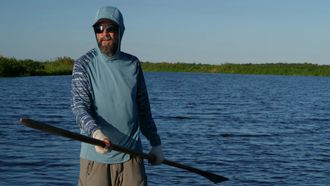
left=71, top=58, right=99, bottom=137
left=136, top=63, right=161, bottom=146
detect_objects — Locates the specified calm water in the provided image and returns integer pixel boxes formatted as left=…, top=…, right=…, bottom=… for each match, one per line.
left=0, top=72, right=329, bottom=186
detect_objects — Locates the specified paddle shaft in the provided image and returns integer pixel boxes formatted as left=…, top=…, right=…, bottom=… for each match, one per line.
left=20, top=118, right=228, bottom=184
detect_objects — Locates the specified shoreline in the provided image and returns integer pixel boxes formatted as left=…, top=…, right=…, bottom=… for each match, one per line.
left=1, top=56, right=330, bottom=77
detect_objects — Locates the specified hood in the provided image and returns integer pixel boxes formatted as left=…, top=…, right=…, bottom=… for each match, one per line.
left=93, top=6, right=125, bottom=57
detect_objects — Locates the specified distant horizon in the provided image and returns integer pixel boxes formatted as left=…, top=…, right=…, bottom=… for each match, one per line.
left=0, top=49, right=326, bottom=66
left=1, top=0, right=329, bottom=65
left=1, top=54, right=327, bottom=66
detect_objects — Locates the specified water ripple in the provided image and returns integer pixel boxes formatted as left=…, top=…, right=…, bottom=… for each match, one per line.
left=1, top=74, right=330, bottom=185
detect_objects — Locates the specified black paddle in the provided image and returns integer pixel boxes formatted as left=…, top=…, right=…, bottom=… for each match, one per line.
left=20, top=117, right=229, bottom=184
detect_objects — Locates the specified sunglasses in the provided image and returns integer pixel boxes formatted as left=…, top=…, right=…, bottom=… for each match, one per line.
left=93, top=24, right=118, bottom=34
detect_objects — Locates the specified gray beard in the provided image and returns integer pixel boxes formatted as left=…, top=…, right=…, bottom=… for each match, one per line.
left=99, top=43, right=118, bottom=57
left=97, top=35, right=119, bottom=57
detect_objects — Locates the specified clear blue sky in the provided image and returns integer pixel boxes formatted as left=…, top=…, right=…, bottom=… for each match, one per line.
left=1, top=0, right=329, bottom=64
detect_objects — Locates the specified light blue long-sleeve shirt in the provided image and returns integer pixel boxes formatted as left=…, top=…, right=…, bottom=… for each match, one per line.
left=71, top=48, right=161, bottom=163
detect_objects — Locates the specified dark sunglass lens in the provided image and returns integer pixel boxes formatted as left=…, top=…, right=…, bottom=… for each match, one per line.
left=94, top=24, right=118, bottom=33
left=106, top=25, right=118, bottom=33
left=94, top=25, right=103, bottom=33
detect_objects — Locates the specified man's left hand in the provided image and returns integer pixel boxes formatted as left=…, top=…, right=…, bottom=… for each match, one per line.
left=149, top=145, right=164, bottom=165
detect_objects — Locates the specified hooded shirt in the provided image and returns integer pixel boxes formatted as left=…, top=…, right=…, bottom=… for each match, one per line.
left=71, top=6, right=160, bottom=164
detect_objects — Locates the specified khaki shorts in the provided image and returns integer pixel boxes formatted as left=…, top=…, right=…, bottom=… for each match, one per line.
left=78, top=156, right=147, bottom=186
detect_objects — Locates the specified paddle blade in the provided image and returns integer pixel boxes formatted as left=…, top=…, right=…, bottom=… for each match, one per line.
left=205, top=171, right=229, bottom=183
left=163, top=159, right=229, bottom=183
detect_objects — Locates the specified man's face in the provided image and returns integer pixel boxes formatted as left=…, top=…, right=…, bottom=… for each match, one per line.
left=94, top=19, right=119, bottom=56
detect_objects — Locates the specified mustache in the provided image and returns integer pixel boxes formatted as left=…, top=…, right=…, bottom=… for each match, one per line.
left=100, top=36, right=113, bottom=41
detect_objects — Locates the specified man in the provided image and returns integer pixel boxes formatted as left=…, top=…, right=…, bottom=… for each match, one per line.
left=71, top=6, right=164, bottom=186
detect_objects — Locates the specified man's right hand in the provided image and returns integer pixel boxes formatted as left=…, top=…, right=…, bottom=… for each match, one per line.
left=92, top=129, right=111, bottom=154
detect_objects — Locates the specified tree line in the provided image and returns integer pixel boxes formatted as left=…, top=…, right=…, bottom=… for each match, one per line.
left=141, top=62, right=330, bottom=76
left=0, top=56, right=73, bottom=77
left=1, top=56, right=330, bottom=77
